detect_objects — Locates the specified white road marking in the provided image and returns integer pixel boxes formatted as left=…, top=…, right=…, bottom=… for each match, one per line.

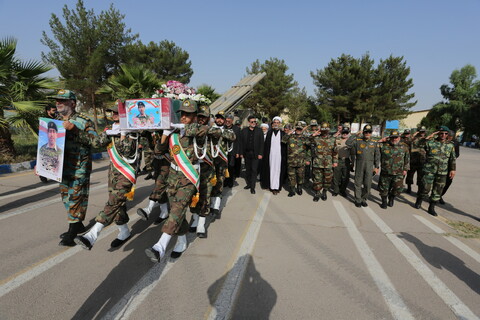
left=414, top=215, right=480, bottom=264
left=102, top=189, right=239, bottom=320
left=0, top=215, right=138, bottom=298
left=363, top=206, right=478, bottom=320
left=333, top=201, right=414, bottom=320
left=207, top=192, right=271, bottom=320
left=0, top=183, right=108, bottom=221
left=0, top=184, right=57, bottom=201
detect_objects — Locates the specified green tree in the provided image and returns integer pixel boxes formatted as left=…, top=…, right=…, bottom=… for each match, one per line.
left=243, top=58, right=297, bottom=118
left=125, top=40, right=193, bottom=84
left=196, top=84, right=221, bottom=104
left=41, top=0, right=137, bottom=126
left=286, top=86, right=310, bottom=124
left=0, top=37, right=56, bottom=158
left=97, top=64, right=162, bottom=100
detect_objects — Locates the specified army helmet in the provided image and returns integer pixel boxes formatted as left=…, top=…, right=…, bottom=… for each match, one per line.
left=179, top=99, right=197, bottom=113
left=320, top=122, right=330, bottom=131
left=198, top=105, right=210, bottom=117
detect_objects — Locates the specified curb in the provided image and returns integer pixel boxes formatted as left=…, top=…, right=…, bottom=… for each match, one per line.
left=0, top=152, right=109, bottom=175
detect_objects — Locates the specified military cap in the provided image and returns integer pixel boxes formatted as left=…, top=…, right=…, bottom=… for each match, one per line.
left=341, top=128, right=350, bottom=134
left=363, top=124, right=373, bottom=132
left=137, top=101, right=145, bottom=108
left=215, top=111, right=225, bottom=118
left=320, top=122, right=330, bottom=131
left=226, top=113, right=234, bottom=120
left=178, top=99, right=197, bottom=113
left=51, top=89, right=76, bottom=100
left=106, top=104, right=118, bottom=113
left=47, top=121, right=58, bottom=132
left=198, top=105, right=210, bottom=117
left=418, top=126, right=426, bottom=132
left=310, top=119, right=318, bottom=126
left=295, top=121, right=304, bottom=129
left=235, top=120, right=241, bottom=125
left=390, top=130, right=400, bottom=138
left=284, top=123, right=293, bottom=130
left=437, top=125, right=449, bottom=132
left=403, top=129, right=411, bottom=135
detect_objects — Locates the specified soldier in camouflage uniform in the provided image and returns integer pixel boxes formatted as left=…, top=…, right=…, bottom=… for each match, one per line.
left=282, top=121, right=311, bottom=197
left=378, top=130, right=410, bottom=209
left=145, top=100, right=210, bottom=262
left=347, top=125, right=380, bottom=207
left=209, top=111, right=236, bottom=218
left=405, top=126, right=427, bottom=194
left=310, top=122, right=338, bottom=202
left=332, top=127, right=351, bottom=197
left=52, top=90, right=98, bottom=247
left=138, top=132, right=155, bottom=180
left=74, top=104, right=138, bottom=250
left=400, top=129, right=412, bottom=148
left=303, top=119, right=318, bottom=183
left=415, top=126, right=456, bottom=216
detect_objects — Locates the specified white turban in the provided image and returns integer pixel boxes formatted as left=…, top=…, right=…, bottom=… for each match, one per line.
left=260, top=123, right=269, bottom=129
left=273, top=116, right=282, bottom=123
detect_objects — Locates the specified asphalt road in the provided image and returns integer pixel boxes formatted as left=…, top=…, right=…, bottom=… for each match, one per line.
left=0, top=147, right=479, bottom=320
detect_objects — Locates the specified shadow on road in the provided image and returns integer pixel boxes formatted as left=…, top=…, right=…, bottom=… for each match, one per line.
left=398, top=232, right=480, bottom=295
left=208, top=254, right=277, bottom=320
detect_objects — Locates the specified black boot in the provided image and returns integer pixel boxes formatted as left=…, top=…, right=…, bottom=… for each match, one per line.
left=406, top=184, right=412, bottom=194
left=296, top=184, right=303, bottom=195
left=388, top=196, right=395, bottom=207
left=414, top=197, right=422, bottom=209
left=321, top=189, right=327, bottom=201
left=380, top=196, right=388, bottom=209
left=439, top=197, right=445, bottom=205
left=59, top=222, right=84, bottom=247
left=288, top=189, right=295, bottom=197
left=313, top=192, right=320, bottom=202
left=428, top=201, right=438, bottom=216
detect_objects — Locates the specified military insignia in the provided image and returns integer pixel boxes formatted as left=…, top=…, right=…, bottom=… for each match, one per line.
left=172, top=145, right=181, bottom=155
left=290, top=143, right=295, bottom=147
left=317, top=145, right=322, bottom=149
left=360, top=143, right=366, bottom=148
left=385, top=150, right=390, bottom=154
left=58, top=89, right=66, bottom=95
left=184, top=100, right=191, bottom=107
left=432, top=149, right=438, bottom=154
left=357, top=150, right=363, bottom=154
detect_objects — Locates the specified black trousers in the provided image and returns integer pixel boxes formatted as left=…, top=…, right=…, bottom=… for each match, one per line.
left=245, top=155, right=259, bottom=190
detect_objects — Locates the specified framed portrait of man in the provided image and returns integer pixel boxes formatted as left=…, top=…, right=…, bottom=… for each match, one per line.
left=118, top=98, right=171, bottom=130
left=36, top=118, right=66, bottom=182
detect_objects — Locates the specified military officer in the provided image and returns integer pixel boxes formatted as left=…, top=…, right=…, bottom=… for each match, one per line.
left=332, top=127, right=351, bottom=197
left=132, top=101, right=154, bottom=127
left=378, top=130, right=410, bottom=209
left=347, top=124, right=380, bottom=207
left=310, top=122, right=338, bottom=201
left=405, top=126, right=428, bottom=194
left=282, top=121, right=310, bottom=197
left=415, top=126, right=456, bottom=216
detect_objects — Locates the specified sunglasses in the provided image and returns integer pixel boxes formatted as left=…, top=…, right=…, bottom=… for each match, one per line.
left=250, top=120, right=257, bottom=123
left=439, top=132, right=449, bottom=135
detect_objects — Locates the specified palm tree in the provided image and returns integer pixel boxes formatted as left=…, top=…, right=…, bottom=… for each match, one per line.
left=0, top=37, right=57, bottom=158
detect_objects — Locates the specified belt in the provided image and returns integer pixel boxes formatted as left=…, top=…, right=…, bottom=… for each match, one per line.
left=170, top=162, right=200, bottom=172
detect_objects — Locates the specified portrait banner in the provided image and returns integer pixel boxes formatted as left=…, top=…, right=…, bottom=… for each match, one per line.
left=119, top=98, right=171, bottom=130
left=36, top=118, right=66, bottom=182
left=350, top=123, right=360, bottom=133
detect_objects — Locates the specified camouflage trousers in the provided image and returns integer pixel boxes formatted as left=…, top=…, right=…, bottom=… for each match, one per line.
left=420, top=171, right=447, bottom=202
left=191, top=162, right=214, bottom=217
left=312, top=167, right=333, bottom=191
left=287, top=165, right=305, bottom=187
left=378, top=173, right=404, bottom=197
left=60, top=174, right=90, bottom=223
left=211, top=160, right=227, bottom=198
left=162, top=168, right=197, bottom=235
left=95, top=167, right=132, bottom=226
left=405, top=164, right=425, bottom=192
left=332, top=158, right=350, bottom=194
left=149, top=159, right=170, bottom=203
left=143, top=149, right=154, bottom=171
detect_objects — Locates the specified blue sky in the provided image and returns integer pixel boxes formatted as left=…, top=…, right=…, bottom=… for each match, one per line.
left=1, top=0, right=479, bottom=111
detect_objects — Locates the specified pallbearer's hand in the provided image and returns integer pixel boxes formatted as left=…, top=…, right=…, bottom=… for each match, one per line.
left=333, top=163, right=338, bottom=168
left=403, top=170, right=407, bottom=176
left=449, top=170, right=456, bottom=179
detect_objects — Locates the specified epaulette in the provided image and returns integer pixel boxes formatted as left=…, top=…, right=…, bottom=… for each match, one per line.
left=356, top=138, right=363, bottom=141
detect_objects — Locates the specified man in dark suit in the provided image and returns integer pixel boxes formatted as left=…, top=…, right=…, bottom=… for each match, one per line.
left=224, top=114, right=242, bottom=188
left=240, top=116, right=264, bottom=194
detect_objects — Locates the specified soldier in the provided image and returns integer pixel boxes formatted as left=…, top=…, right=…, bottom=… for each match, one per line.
left=310, top=122, right=338, bottom=201
left=440, top=130, right=460, bottom=205
left=378, top=130, right=410, bottom=209
left=52, top=89, right=98, bottom=247
left=39, top=121, right=63, bottom=175
left=415, top=126, right=456, bottom=216
left=132, top=101, right=154, bottom=127
left=348, top=124, right=380, bottom=207
left=145, top=100, right=209, bottom=262
left=138, top=132, right=155, bottom=180
left=74, top=104, right=138, bottom=250
left=332, top=127, right=351, bottom=197
left=304, top=119, right=318, bottom=183
left=405, top=126, right=428, bottom=194
left=224, top=114, right=241, bottom=188
left=401, top=129, right=412, bottom=147
left=282, top=121, right=310, bottom=197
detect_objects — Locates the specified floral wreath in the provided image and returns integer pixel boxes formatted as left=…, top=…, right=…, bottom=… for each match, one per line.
left=152, top=80, right=212, bottom=105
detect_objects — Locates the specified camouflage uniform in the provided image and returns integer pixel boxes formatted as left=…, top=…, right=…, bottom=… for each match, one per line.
left=39, top=144, right=62, bottom=173
left=419, top=139, right=456, bottom=202
left=378, top=140, right=410, bottom=197
left=210, top=127, right=236, bottom=200
left=60, top=112, right=97, bottom=223
left=406, top=135, right=427, bottom=191
left=332, top=135, right=351, bottom=195
left=140, top=134, right=155, bottom=173
left=310, top=134, right=338, bottom=192
left=348, top=134, right=380, bottom=205
left=149, top=132, right=170, bottom=203
left=282, top=132, right=310, bottom=188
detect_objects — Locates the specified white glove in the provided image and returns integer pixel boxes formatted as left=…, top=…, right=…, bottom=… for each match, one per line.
left=163, top=129, right=173, bottom=136
left=170, top=123, right=185, bottom=129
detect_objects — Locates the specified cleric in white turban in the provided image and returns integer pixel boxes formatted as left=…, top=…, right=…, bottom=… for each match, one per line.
left=260, top=116, right=287, bottom=194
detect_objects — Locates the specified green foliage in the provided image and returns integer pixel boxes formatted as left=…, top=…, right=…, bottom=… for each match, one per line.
left=196, top=84, right=221, bottom=104
left=286, top=86, right=310, bottom=124
left=41, top=0, right=138, bottom=124
left=243, top=58, right=297, bottom=118
left=125, top=40, right=193, bottom=84
left=97, top=64, right=162, bottom=100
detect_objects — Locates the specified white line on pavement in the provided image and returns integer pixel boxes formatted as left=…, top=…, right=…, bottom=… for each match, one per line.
left=0, top=215, right=138, bottom=298
left=0, top=184, right=58, bottom=201
left=102, top=189, right=239, bottom=320
left=0, top=183, right=108, bottom=221
left=363, top=206, right=478, bottom=320
left=333, top=201, right=414, bottom=320
left=414, top=215, right=480, bottom=264
left=207, top=192, right=271, bottom=320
